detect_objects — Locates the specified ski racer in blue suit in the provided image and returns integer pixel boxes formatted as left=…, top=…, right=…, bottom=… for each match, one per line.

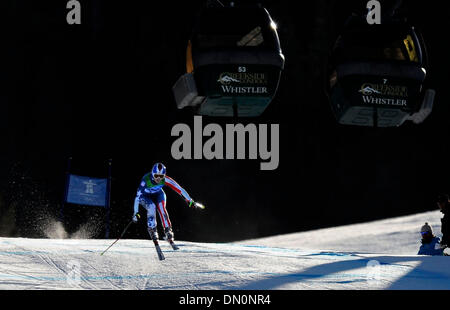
left=132, top=163, right=200, bottom=243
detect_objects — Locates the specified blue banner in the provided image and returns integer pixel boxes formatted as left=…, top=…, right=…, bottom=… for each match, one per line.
left=66, top=174, right=108, bottom=207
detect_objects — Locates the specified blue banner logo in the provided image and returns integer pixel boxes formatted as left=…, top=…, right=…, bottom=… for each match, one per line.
left=66, top=174, right=108, bottom=207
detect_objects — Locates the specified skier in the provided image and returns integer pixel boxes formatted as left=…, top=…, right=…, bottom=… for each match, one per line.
left=417, top=222, right=444, bottom=256
left=132, top=163, right=202, bottom=250
left=437, top=194, right=450, bottom=248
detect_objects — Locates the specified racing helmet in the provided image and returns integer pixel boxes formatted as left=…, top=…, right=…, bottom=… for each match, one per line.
left=151, top=163, right=166, bottom=182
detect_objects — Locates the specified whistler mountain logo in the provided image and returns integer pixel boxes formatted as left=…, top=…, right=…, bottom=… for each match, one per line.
left=358, top=82, right=409, bottom=106
left=217, top=72, right=269, bottom=95
left=217, top=72, right=267, bottom=85
left=359, top=83, right=408, bottom=97
left=359, top=86, right=381, bottom=95
left=217, top=74, right=241, bottom=85
left=359, top=83, right=408, bottom=107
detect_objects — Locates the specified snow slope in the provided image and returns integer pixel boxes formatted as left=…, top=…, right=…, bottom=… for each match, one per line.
left=0, top=210, right=449, bottom=290
left=239, top=210, right=444, bottom=255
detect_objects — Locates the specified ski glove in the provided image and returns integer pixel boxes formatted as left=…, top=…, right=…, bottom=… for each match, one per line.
left=132, top=213, right=140, bottom=223
left=188, top=200, right=205, bottom=209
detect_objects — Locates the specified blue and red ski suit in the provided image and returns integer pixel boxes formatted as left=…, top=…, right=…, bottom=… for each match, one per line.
left=133, top=173, right=192, bottom=230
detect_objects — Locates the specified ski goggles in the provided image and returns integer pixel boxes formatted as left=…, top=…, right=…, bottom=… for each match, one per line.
left=421, top=231, right=431, bottom=235
left=154, top=174, right=165, bottom=180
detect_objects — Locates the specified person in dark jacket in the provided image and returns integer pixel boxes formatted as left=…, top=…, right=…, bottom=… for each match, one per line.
left=417, top=222, right=443, bottom=256
left=437, top=194, right=450, bottom=247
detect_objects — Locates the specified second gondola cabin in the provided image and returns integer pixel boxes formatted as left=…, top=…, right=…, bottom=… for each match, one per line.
left=327, top=16, right=435, bottom=127
left=173, top=4, right=285, bottom=117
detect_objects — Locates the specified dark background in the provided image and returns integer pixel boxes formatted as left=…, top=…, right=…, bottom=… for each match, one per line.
left=0, top=0, right=449, bottom=242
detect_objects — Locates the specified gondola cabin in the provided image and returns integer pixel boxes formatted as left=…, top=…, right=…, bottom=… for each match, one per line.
left=173, top=5, right=285, bottom=117
left=327, top=19, right=434, bottom=127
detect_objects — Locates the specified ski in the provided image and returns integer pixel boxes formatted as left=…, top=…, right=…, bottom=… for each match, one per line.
left=168, top=239, right=179, bottom=250
left=155, top=245, right=165, bottom=260
left=152, top=240, right=165, bottom=261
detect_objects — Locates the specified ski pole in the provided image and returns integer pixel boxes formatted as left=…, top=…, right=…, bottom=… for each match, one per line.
left=100, top=214, right=140, bottom=256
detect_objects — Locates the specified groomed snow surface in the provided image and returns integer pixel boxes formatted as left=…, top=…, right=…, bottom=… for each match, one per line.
left=0, top=210, right=449, bottom=290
